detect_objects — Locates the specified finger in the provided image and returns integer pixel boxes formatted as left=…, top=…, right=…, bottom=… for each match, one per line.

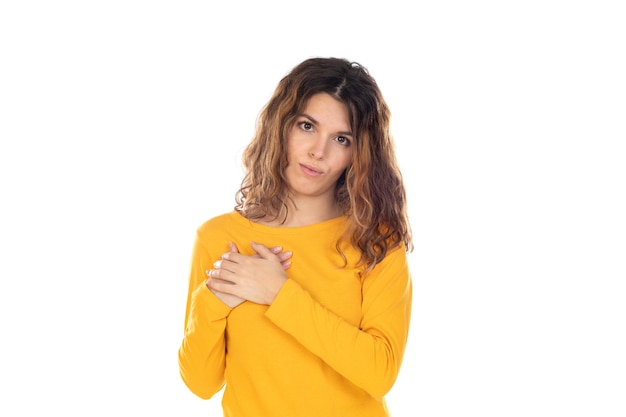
left=250, top=241, right=275, bottom=259
left=206, top=268, right=221, bottom=278
left=221, top=251, right=246, bottom=263
left=276, top=250, right=292, bottom=262
left=206, top=268, right=236, bottom=282
left=207, top=277, right=237, bottom=294
left=207, top=276, right=235, bottom=286
left=229, top=242, right=239, bottom=253
left=212, top=259, right=237, bottom=273
left=281, top=260, right=292, bottom=270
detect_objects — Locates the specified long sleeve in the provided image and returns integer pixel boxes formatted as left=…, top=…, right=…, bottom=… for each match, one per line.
left=178, top=233, right=232, bottom=399
left=178, top=212, right=412, bottom=416
left=264, top=245, right=412, bottom=397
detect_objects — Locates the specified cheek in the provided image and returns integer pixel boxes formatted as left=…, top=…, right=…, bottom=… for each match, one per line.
left=339, top=149, right=353, bottom=171
left=285, top=136, right=298, bottom=163
left=329, top=154, right=351, bottom=181
left=286, top=127, right=306, bottom=148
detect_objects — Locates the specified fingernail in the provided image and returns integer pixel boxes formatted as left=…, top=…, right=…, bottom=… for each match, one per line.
left=272, top=246, right=282, bottom=253
left=214, top=260, right=222, bottom=268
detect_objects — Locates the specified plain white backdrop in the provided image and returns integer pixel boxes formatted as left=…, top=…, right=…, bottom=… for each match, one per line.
left=1, top=1, right=624, bottom=416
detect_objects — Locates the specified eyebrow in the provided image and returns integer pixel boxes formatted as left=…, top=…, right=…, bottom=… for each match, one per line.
left=299, top=113, right=354, bottom=137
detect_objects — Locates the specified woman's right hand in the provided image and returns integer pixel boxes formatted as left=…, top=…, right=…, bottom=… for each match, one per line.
left=206, top=242, right=292, bottom=308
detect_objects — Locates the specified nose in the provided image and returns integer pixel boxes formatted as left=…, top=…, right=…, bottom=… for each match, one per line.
left=308, top=137, right=327, bottom=160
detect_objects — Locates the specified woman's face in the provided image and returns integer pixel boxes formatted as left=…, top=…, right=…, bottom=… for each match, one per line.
left=285, top=92, right=353, bottom=203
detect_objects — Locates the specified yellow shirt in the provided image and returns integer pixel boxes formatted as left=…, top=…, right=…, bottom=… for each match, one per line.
left=178, top=211, right=412, bottom=417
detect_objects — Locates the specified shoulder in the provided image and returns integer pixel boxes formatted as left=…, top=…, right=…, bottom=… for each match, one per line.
left=363, top=243, right=411, bottom=283
left=197, top=211, right=240, bottom=234
left=380, top=243, right=410, bottom=271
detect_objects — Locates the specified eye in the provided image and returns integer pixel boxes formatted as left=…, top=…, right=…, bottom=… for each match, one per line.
left=298, top=121, right=313, bottom=131
left=335, top=136, right=351, bottom=146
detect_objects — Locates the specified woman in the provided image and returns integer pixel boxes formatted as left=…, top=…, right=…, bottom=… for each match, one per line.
left=178, top=57, right=413, bottom=417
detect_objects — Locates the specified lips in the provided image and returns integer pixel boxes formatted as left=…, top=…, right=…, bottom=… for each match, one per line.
left=300, top=163, right=323, bottom=177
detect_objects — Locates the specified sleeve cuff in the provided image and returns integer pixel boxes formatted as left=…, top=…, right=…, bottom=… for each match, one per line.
left=193, top=281, right=233, bottom=319
left=265, top=279, right=301, bottom=324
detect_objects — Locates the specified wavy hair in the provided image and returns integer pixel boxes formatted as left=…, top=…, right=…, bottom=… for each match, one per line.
left=235, top=57, right=412, bottom=272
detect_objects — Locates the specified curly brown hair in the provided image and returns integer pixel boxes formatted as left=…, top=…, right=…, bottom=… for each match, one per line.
left=236, top=57, right=412, bottom=272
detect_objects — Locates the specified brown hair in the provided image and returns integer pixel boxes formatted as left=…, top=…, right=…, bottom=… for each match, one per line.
left=236, top=57, right=412, bottom=272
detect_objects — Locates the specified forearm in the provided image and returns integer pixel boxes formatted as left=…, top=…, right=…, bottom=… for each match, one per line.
left=178, top=283, right=231, bottom=399
left=265, top=278, right=411, bottom=397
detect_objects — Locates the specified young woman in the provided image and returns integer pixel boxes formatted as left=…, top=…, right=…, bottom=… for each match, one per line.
left=178, top=57, right=413, bottom=417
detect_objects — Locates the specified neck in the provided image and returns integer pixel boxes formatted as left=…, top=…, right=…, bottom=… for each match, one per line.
left=263, top=195, right=342, bottom=227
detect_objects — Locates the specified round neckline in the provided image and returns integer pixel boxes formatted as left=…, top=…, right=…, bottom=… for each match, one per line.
left=229, top=210, right=347, bottom=233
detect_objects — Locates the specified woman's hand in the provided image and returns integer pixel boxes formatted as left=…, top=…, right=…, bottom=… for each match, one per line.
left=206, top=241, right=290, bottom=306
left=206, top=242, right=291, bottom=307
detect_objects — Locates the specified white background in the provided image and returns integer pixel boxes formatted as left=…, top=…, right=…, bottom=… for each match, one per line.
left=1, top=1, right=625, bottom=416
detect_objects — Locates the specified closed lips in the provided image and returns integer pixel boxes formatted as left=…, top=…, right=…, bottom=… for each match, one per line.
left=300, top=164, right=322, bottom=175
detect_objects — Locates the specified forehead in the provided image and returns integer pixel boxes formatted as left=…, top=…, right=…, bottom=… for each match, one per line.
left=300, top=93, right=351, bottom=129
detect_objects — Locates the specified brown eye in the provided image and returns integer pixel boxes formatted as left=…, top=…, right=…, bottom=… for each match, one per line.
left=299, top=121, right=313, bottom=131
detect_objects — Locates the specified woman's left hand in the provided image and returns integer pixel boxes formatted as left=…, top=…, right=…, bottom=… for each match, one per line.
left=206, top=241, right=289, bottom=305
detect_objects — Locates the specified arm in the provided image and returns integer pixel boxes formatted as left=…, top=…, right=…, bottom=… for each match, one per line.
left=264, top=246, right=412, bottom=397
left=177, top=234, right=232, bottom=399
left=179, top=239, right=293, bottom=398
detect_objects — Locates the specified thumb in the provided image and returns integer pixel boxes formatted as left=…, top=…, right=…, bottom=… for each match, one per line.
left=229, top=241, right=240, bottom=253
